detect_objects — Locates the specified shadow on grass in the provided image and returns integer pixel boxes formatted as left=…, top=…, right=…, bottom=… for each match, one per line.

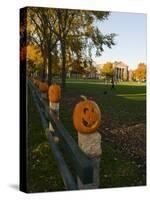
left=63, top=81, right=146, bottom=125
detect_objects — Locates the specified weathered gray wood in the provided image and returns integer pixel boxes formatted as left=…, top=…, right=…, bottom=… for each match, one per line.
left=77, top=157, right=100, bottom=189
left=30, top=82, right=77, bottom=190
left=77, top=128, right=102, bottom=189
left=49, top=102, right=59, bottom=133
left=48, top=110, right=93, bottom=184
left=41, top=92, right=47, bottom=100
left=29, top=79, right=94, bottom=184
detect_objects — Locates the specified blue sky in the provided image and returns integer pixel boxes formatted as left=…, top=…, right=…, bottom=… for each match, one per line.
left=93, top=11, right=147, bottom=70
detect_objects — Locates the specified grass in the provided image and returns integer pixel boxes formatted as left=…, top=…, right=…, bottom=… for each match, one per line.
left=27, top=79, right=146, bottom=192
left=60, top=101, right=146, bottom=189
left=27, top=87, right=65, bottom=193
left=65, top=79, right=146, bottom=125
left=100, top=141, right=146, bottom=188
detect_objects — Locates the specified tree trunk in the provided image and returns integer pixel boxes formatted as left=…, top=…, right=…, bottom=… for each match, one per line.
left=42, top=54, right=46, bottom=81
left=61, top=39, right=66, bottom=90
left=48, top=51, right=52, bottom=85
left=111, top=77, right=115, bottom=89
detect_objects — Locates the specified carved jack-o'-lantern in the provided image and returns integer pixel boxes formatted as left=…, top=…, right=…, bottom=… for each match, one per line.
left=73, top=96, right=101, bottom=134
left=38, top=82, right=49, bottom=93
left=48, top=84, right=61, bottom=103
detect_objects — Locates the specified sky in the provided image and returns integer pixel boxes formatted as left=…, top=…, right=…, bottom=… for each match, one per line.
left=93, top=11, right=147, bottom=70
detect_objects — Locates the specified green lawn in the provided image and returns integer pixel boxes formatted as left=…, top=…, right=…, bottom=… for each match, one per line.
left=27, top=87, right=65, bottom=192
left=64, top=79, right=146, bottom=125
left=27, top=79, right=146, bottom=192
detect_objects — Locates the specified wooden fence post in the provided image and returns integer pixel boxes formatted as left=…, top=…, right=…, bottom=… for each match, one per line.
left=73, top=96, right=102, bottom=189
left=48, top=84, right=61, bottom=141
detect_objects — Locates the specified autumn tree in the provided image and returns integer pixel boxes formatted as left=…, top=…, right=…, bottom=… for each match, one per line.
left=52, top=9, right=78, bottom=89
left=52, top=9, right=116, bottom=90
left=100, top=62, right=115, bottom=89
left=26, top=44, right=43, bottom=75
left=134, top=63, right=146, bottom=81
left=27, top=8, right=48, bottom=80
left=27, top=7, right=116, bottom=90
left=27, top=7, right=59, bottom=84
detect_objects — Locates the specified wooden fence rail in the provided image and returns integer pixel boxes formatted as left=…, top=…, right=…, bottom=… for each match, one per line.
left=28, top=79, right=94, bottom=190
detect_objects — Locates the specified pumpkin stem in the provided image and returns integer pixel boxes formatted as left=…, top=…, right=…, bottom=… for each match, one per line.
left=80, top=95, right=87, bottom=100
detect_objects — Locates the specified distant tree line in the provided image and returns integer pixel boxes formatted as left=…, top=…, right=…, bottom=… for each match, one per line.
left=100, top=62, right=146, bottom=87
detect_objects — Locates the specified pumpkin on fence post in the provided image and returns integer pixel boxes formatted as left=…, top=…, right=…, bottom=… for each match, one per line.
left=73, top=95, right=101, bottom=134
left=38, top=82, right=49, bottom=93
left=48, top=84, right=61, bottom=143
left=34, top=79, right=41, bottom=88
left=73, top=95, right=102, bottom=189
left=48, top=84, right=61, bottom=103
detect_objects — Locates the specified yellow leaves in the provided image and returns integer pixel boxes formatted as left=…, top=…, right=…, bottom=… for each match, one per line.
left=133, top=63, right=146, bottom=81
left=100, top=62, right=114, bottom=77
left=85, top=25, right=94, bottom=36
left=27, top=44, right=43, bottom=65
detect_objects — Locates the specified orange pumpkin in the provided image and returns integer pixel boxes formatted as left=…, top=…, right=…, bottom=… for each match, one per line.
left=38, top=82, right=49, bottom=93
left=73, top=97, right=101, bottom=134
left=48, top=84, right=61, bottom=103
left=34, top=79, right=41, bottom=87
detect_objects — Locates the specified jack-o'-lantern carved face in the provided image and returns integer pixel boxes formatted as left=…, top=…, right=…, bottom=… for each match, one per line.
left=48, top=84, right=61, bottom=103
left=73, top=98, right=101, bottom=134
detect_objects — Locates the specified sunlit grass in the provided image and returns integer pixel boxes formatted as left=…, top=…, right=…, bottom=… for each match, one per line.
left=64, top=79, right=146, bottom=124
left=117, top=93, right=146, bottom=101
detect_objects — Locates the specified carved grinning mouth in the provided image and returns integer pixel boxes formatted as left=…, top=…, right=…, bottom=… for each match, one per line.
left=82, top=118, right=96, bottom=127
left=82, top=107, right=97, bottom=127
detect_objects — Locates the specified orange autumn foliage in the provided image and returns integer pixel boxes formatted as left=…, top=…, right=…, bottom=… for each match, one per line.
left=134, top=63, right=146, bottom=81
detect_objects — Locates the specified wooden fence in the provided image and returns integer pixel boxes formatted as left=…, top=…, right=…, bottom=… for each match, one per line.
left=28, top=79, right=95, bottom=190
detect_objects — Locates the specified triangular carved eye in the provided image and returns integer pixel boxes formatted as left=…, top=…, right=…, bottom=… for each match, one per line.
left=83, top=108, right=88, bottom=114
